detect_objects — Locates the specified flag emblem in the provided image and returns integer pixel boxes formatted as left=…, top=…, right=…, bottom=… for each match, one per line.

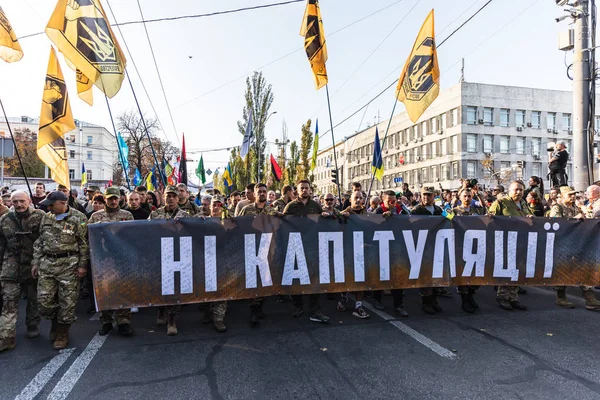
left=41, top=76, right=69, bottom=127
left=401, top=38, right=436, bottom=100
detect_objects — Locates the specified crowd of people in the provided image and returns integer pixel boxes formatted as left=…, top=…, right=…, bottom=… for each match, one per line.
left=0, top=175, right=599, bottom=353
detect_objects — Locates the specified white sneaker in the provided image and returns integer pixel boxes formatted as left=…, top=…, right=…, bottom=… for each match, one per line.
left=131, top=307, right=139, bottom=313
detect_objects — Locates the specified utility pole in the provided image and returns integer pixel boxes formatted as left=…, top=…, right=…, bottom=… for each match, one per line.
left=572, top=0, right=591, bottom=191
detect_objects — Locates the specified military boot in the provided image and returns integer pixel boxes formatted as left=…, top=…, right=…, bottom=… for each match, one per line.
left=555, top=288, right=575, bottom=308
left=460, top=294, right=475, bottom=313
left=213, top=319, right=227, bottom=333
left=0, top=337, right=15, bottom=352
left=467, top=291, right=479, bottom=309
left=431, top=295, right=443, bottom=312
left=583, top=291, right=600, bottom=311
left=250, top=305, right=260, bottom=327
left=27, top=325, right=40, bottom=339
left=53, top=323, right=70, bottom=350
left=49, top=318, right=58, bottom=341
left=421, top=296, right=436, bottom=315
left=156, top=308, right=167, bottom=326
left=167, top=315, right=178, bottom=336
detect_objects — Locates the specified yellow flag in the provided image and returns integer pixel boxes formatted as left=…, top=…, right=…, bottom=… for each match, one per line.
left=396, top=10, right=440, bottom=123
left=0, top=5, right=23, bottom=63
left=38, top=47, right=75, bottom=189
left=300, top=0, right=328, bottom=90
left=45, top=0, right=127, bottom=100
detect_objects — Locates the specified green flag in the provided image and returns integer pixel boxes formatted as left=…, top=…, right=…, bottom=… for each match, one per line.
left=310, top=119, right=319, bottom=171
left=196, top=154, right=206, bottom=184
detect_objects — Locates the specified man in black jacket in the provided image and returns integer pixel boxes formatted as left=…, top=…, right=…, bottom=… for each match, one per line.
left=548, top=141, right=568, bottom=187
left=126, top=192, right=150, bottom=220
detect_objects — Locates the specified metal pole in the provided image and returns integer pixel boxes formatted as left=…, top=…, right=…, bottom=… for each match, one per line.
left=325, top=85, right=342, bottom=204
left=1, top=138, right=4, bottom=187
left=104, top=94, right=131, bottom=191
left=572, top=0, right=591, bottom=191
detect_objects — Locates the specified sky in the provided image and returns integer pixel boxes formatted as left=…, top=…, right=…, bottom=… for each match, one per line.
left=0, top=0, right=580, bottom=186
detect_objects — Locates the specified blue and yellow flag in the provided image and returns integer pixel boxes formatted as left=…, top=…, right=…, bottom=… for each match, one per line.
left=145, top=169, right=155, bottom=191
left=371, top=128, right=384, bottom=181
left=222, top=163, right=233, bottom=188
left=81, top=163, right=87, bottom=188
left=396, top=9, right=440, bottom=123
left=310, top=119, right=319, bottom=171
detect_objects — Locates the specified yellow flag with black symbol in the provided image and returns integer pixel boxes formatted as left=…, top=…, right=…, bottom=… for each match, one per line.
left=0, top=5, right=24, bottom=63
left=38, top=47, right=75, bottom=189
left=300, top=0, right=328, bottom=90
left=396, top=9, right=440, bottom=123
left=45, top=0, right=127, bottom=101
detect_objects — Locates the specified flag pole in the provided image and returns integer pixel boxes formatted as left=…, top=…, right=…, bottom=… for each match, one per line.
left=0, top=97, right=36, bottom=204
left=103, top=94, right=131, bottom=191
left=366, top=98, right=398, bottom=200
left=124, top=70, right=166, bottom=187
left=325, top=84, right=342, bottom=204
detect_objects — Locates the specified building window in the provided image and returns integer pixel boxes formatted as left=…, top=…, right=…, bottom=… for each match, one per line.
left=547, top=113, right=556, bottom=130
left=431, top=141, right=438, bottom=158
left=87, top=135, right=93, bottom=144
left=421, top=144, right=427, bottom=160
left=413, top=170, right=419, bottom=185
left=69, top=169, right=75, bottom=180
left=532, top=138, right=541, bottom=156
left=500, top=136, right=510, bottom=154
left=451, top=108, right=458, bottom=127
left=500, top=162, right=511, bottom=178
left=409, top=126, right=415, bottom=141
left=450, top=135, right=458, bottom=154
left=69, top=135, right=76, bottom=143
left=451, top=162, right=459, bottom=179
left=531, top=111, right=541, bottom=129
left=431, top=165, right=438, bottom=181
left=421, top=168, right=428, bottom=183
left=466, top=161, right=476, bottom=179
left=87, top=170, right=92, bottom=180
left=87, top=151, right=92, bottom=160
left=69, top=150, right=75, bottom=159
left=483, top=135, right=493, bottom=153
left=413, top=147, right=419, bottom=162
left=441, top=113, right=447, bottom=130
left=563, top=113, right=571, bottom=131
left=441, top=164, right=448, bottom=180
left=532, top=162, right=541, bottom=177
left=467, top=107, right=477, bottom=125
left=500, top=109, right=509, bottom=127
left=440, top=139, right=447, bottom=155
left=516, top=110, right=525, bottom=127
left=431, top=117, right=438, bottom=134
left=483, top=107, right=493, bottom=126
left=467, top=134, right=477, bottom=152
left=516, top=137, right=525, bottom=155
left=421, top=121, right=428, bottom=136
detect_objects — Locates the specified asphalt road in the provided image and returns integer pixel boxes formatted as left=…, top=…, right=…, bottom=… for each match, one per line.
left=1, top=286, right=600, bottom=400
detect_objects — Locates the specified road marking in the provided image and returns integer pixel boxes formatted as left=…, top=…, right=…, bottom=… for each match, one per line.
left=14, top=348, right=75, bottom=400
left=47, top=333, right=108, bottom=400
left=362, top=302, right=458, bottom=359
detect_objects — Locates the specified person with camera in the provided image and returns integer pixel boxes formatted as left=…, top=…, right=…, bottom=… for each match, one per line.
left=548, top=141, right=568, bottom=187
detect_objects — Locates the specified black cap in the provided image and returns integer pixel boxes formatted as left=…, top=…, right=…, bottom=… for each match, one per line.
left=39, top=191, right=68, bottom=206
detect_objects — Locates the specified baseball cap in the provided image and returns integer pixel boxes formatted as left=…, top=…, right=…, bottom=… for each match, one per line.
left=39, top=191, right=68, bottom=206
left=211, top=195, right=225, bottom=204
left=86, top=185, right=100, bottom=192
left=559, top=186, right=577, bottom=197
left=104, top=187, right=121, bottom=199
left=421, top=186, right=435, bottom=195
left=165, top=185, right=178, bottom=195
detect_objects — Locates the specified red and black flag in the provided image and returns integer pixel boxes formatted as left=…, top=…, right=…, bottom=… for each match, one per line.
left=178, top=133, right=188, bottom=185
left=270, top=154, right=282, bottom=182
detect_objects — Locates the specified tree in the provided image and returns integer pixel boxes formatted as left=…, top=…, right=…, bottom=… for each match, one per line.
left=116, top=110, right=178, bottom=184
left=481, top=155, right=513, bottom=185
left=287, top=140, right=300, bottom=185
left=4, top=127, right=45, bottom=178
left=298, top=119, right=313, bottom=181
left=272, top=120, right=290, bottom=191
left=236, top=71, right=275, bottom=183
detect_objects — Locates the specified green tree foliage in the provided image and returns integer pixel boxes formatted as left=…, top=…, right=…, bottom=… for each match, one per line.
left=298, top=119, right=313, bottom=181
left=287, top=140, right=300, bottom=185
left=5, top=127, right=45, bottom=178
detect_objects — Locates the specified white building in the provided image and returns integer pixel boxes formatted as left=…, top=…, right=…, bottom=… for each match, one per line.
left=0, top=116, right=117, bottom=187
left=314, top=81, right=600, bottom=195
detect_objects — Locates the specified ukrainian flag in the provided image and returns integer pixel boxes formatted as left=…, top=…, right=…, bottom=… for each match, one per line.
left=222, top=163, right=233, bottom=188
left=371, top=128, right=384, bottom=181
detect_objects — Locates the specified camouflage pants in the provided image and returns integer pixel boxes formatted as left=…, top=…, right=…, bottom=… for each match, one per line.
left=249, top=297, right=264, bottom=307
left=554, top=286, right=593, bottom=293
left=211, top=302, right=227, bottom=321
left=457, top=286, right=480, bottom=295
left=497, top=286, right=519, bottom=302
left=100, top=309, right=131, bottom=325
left=158, top=305, right=181, bottom=317
left=0, top=280, right=40, bottom=340
left=418, top=287, right=434, bottom=296
left=37, top=259, right=80, bottom=325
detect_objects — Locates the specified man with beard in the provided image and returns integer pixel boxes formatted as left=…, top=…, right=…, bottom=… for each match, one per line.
left=551, top=186, right=600, bottom=310
left=126, top=192, right=150, bottom=220
left=199, top=195, right=212, bottom=217
left=89, top=187, right=135, bottom=336
left=0, top=191, right=45, bottom=352
left=272, top=185, right=295, bottom=213
left=234, top=184, right=256, bottom=216
left=33, top=191, right=89, bottom=350
left=452, top=188, right=485, bottom=313
left=238, top=183, right=281, bottom=326
left=488, top=181, right=532, bottom=311
left=148, top=186, right=190, bottom=335
left=176, top=183, right=201, bottom=216
left=373, top=190, right=409, bottom=316
left=283, top=180, right=330, bottom=323
left=229, top=191, right=242, bottom=211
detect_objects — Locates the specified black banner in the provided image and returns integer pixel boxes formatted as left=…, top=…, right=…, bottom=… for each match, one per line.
left=89, top=215, right=600, bottom=311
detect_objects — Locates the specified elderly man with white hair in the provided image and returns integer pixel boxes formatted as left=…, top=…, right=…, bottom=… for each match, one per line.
left=548, top=140, right=569, bottom=187
left=584, top=184, right=600, bottom=218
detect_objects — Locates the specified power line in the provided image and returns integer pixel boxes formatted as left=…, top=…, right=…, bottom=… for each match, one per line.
left=17, top=0, right=305, bottom=40
left=135, top=0, right=181, bottom=146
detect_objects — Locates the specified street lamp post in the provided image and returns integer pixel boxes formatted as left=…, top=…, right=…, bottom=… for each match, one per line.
left=257, top=111, right=277, bottom=182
